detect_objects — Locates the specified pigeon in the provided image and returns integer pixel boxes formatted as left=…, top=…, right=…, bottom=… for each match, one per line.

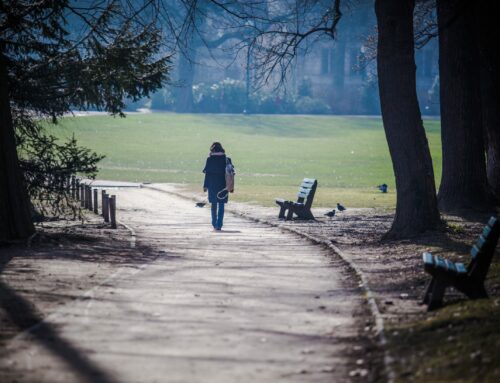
left=195, top=202, right=206, bottom=208
left=324, top=209, right=336, bottom=218
left=337, top=203, right=346, bottom=211
left=377, top=183, right=388, bottom=193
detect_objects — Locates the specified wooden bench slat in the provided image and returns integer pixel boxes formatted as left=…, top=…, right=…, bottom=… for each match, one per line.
left=476, top=235, right=487, bottom=250
left=488, top=216, right=498, bottom=228
left=423, top=252, right=434, bottom=265
left=456, top=263, right=467, bottom=274
left=434, top=255, right=447, bottom=270
left=445, top=260, right=457, bottom=273
left=470, top=245, right=480, bottom=259
left=298, top=187, right=313, bottom=194
left=482, top=226, right=492, bottom=238
left=299, top=184, right=314, bottom=189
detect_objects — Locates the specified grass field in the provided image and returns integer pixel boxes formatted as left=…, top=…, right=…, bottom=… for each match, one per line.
left=45, top=113, right=442, bottom=208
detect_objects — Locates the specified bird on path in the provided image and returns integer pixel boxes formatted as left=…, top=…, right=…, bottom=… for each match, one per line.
left=195, top=202, right=207, bottom=208
left=337, top=203, right=346, bottom=212
left=324, top=209, right=336, bottom=218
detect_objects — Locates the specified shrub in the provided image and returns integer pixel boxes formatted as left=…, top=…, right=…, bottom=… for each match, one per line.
left=193, top=78, right=247, bottom=113
left=294, top=96, right=331, bottom=114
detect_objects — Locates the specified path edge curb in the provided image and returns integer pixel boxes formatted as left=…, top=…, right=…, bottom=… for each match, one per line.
left=143, top=184, right=395, bottom=383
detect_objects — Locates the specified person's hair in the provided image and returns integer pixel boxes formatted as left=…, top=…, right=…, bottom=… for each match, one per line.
left=210, top=142, right=225, bottom=153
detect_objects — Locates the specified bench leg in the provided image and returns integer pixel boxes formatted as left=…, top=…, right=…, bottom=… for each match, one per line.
left=278, top=205, right=287, bottom=219
left=422, top=278, right=435, bottom=305
left=286, top=206, right=294, bottom=220
left=427, top=278, right=447, bottom=311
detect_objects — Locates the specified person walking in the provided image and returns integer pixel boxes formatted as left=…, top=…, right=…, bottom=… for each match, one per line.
left=203, top=142, right=232, bottom=231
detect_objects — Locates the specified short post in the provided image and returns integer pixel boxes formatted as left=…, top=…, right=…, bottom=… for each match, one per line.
left=109, top=195, right=117, bottom=229
left=71, top=176, right=76, bottom=199
left=87, top=186, right=93, bottom=211
left=84, top=186, right=88, bottom=209
left=103, top=193, right=110, bottom=223
left=93, top=189, right=98, bottom=214
left=80, top=184, right=85, bottom=207
left=74, top=178, right=79, bottom=200
left=101, top=190, right=107, bottom=217
left=84, top=186, right=89, bottom=209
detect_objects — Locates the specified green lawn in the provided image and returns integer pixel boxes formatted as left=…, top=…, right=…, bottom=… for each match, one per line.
left=45, top=113, right=442, bottom=208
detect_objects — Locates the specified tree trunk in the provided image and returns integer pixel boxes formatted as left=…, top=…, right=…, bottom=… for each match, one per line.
left=331, top=39, right=345, bottom=93
left=437, top=0, right=494, bottom=212
left=375, top=0, right=441, bottom=238
left=174, top=51, right=196, bottom=113
left=0, top=51, right=35, bottom=242
left=481, top=59, right=500, bottom=205
left=475, top=2, right=500, bottom=204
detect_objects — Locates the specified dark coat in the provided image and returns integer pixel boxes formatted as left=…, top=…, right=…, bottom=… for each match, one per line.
left=203, top=154, right=230, bottom=203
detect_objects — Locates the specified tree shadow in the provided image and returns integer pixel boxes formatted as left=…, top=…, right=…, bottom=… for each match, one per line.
left=0, top=280, right=117, bottom=383
left=0, top=223, right=162, bottom=382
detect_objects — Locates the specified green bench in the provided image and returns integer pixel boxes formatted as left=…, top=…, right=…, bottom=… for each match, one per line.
left=275, top=178, right=317, bottom=220
left=422, top=216, right=500, bottom=311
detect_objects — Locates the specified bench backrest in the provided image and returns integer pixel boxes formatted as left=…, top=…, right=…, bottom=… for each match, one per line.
left=296, top=178, right=317, bottom=209
left=468, top=216, right=500, bottom=282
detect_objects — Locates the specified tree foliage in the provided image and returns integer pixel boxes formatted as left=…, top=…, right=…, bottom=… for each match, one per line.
left=0, top=0, right=170, bottom=218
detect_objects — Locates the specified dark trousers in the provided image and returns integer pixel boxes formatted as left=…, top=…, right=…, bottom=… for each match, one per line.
left=211, top=203, right=225, bottom=229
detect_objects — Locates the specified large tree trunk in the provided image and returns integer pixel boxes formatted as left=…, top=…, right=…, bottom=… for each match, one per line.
left=375, top=0, right=441, bottom=238
left=0, top=51, right=35, bottom=242
left=475, top=2, right=500, bottom=204
left=437, top=0, right=494, bottom=212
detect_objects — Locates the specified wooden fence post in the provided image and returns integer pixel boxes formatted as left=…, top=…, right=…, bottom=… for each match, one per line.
left=93, top=189, right=98, bottom=214
left=74, top=178, right=79, bottom=200
left=80, top=184, right=85, bottom=207
left=71, top=176, right=76, bottom=199
left=103, top=193, right=110, bottom=223
left=84, top=186, right=88, bottom=209
left=101, top=190, right=107, bottom=217
left=109, top=195, right=116, bottom=229
left=87, top=186, right=93, bottom=211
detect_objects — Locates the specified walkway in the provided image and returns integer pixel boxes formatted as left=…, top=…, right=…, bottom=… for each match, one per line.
left=0, top=188, right=364, bottom=382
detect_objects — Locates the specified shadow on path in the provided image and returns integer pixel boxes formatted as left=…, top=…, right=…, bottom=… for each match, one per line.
left=0, top=280, right=117, bottom=383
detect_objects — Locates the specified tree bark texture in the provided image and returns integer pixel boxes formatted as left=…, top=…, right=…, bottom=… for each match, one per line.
left=0, top=51, right=35, bottom=241
left=437, top=0, right=494, bottom=212
left=375, top=0, right=441, bottom=238
left=475, top=2, right=500, bottom=204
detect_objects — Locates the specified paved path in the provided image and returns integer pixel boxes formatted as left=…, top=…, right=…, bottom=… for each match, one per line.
left=1, top=188, right=363, bottom=383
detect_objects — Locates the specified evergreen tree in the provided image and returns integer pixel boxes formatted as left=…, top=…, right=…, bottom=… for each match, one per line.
left=0, top=0, right=170, bottom=241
